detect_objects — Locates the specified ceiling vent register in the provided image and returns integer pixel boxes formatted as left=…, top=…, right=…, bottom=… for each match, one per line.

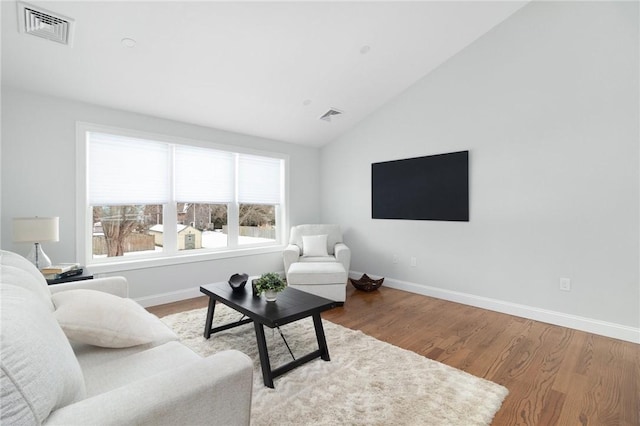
left=319, top=108, right=344, bottom=122
left=17, top=2, right=75, bottom=46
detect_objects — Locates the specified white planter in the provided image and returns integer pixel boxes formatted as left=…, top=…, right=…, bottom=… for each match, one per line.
left=264, top=289, right=278, bottom=302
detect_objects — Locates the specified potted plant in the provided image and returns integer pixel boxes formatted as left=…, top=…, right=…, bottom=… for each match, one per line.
left=253, top=272, right=286, bottom=302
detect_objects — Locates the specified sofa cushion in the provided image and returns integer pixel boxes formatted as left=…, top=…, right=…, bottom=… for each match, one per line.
left=0, top=250, right=53, bottom=310
left=302, top=234, right=329, bottom=257
left=82, top=341, right=200, bottom=397
left=52, top=289, right=177, bottom=348
left=299, top=255, right=337, bottom=263
left=287, top=262, right=347, bottom=285
left=0, top=284, right=86, bottom=425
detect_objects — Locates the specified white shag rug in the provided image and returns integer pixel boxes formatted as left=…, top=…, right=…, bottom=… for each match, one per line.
left=161, top=305, right=508, bottom=425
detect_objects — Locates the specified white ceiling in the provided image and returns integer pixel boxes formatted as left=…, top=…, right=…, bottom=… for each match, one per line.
left=1, top=1, right=527, bottom=147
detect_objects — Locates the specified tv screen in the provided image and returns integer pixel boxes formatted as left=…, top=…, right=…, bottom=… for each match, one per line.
left=371, top=150, right=469, bottom=221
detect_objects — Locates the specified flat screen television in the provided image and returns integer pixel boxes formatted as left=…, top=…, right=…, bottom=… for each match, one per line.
left=371, top=150, right=469, bottom=221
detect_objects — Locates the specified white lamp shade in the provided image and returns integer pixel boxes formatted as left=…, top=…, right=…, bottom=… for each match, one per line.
left=12, top=217, right=60, bottom=243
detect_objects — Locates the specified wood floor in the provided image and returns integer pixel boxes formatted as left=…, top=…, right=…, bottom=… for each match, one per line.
left=147, top=286, right=639, bottom=425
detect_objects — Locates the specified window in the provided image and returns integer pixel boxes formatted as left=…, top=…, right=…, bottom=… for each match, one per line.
left=77, top=124, right=287, bottom=267
left=237, top=154, right=281, bottom=246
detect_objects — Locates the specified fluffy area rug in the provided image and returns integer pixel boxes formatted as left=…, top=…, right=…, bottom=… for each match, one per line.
left=162, top=305, right=508, bottom=425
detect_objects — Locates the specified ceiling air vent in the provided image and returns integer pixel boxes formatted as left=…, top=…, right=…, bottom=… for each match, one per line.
left=17, top=1, right=75, bottom=46
left=319, top=108, right=344, bottom=122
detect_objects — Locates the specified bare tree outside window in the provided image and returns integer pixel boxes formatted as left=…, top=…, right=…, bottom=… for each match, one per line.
left=93, top=205, right=162, bottom=257
left=238, top=204, right=276, bottom=243
left=177, top=203, right=227, bottom=231
left=239, top=204, right=274, bottom=227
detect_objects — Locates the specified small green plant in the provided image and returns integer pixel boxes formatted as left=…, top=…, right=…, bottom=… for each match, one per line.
left=254, top=272, right=286, bottom=294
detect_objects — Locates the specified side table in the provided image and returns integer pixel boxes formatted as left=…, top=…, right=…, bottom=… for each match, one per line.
left=46, top=271, right=93, bottom=285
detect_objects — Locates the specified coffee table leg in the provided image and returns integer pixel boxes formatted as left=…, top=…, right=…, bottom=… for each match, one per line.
left=203, top=297, right=216, bottom=339
left=312, top=313, right=330, bottom=361
left=254, top=322, right=274, bottom=388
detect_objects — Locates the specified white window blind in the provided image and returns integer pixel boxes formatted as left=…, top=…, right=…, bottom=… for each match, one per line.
left=88, top=132, right=169, bottom=205
left=174, top=145, right=234, bottom=203
left=237, top=154, right=282, bottom=204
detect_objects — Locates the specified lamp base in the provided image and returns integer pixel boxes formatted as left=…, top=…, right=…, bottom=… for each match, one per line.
left=26, top=243, right=52, bottom=270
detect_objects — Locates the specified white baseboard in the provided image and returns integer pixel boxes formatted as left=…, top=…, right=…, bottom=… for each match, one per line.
left=350, top=271, right=640, bottom=344
left=134, top=270, right=286, bottom=308
left=136, top=272, right=639, bottom=344
left=135, top=287, right=203, bottom=308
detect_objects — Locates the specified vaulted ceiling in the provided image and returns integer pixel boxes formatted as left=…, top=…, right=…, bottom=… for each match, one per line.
left=1, top=1, right=527, bottom=146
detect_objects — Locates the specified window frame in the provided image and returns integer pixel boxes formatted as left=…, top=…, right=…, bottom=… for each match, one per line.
left=76, top=122, right=289, bottom=274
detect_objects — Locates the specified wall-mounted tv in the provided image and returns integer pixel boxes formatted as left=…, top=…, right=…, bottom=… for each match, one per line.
left=371, top=150, right=469, bottom=221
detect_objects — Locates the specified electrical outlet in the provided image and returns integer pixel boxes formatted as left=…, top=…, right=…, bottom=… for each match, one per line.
left=392, top=255, right=399, bottom=264
left=559, top=278, right=571, bottom=292
left=410, top=257, right=417, bottom=267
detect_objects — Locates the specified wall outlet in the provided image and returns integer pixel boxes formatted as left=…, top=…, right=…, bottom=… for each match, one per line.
left=392, top=255, right=399, bottom=264
left=410, top=257, right=417, bottom=267
left=559, top=278, right=571, bottom=292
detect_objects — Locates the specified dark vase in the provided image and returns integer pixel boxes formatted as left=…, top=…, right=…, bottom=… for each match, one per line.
left=228, top=273, right=248, bottom=293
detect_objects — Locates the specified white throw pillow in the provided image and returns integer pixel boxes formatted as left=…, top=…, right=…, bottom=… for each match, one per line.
left=302, top=234, right=329, bottom=257
left=1, top=250, right=53, bottom=310
left=52, top=289, right=176, bottom=348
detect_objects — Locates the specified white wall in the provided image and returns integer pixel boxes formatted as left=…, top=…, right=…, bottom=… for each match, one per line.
left=1, top=88, right=321, bottom=302
left=321, top=2, right=639, bottom=338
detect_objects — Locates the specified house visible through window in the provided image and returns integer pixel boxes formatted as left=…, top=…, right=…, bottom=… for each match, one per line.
left=175, top=203, right=228, bottom=250
left=82, top=128, right=285, bottom=263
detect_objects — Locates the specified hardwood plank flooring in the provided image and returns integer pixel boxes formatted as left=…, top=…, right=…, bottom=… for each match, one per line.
left=147, top=285, right=639, bottom=425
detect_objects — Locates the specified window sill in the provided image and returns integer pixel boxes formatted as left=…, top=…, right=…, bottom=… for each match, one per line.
left=87, top=244, right=285, bottom=274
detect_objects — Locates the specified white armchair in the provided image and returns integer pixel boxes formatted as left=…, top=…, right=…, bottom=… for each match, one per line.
left=284, top=224, right=351, bottom=302
left=284, top=224, right=351, bottom=272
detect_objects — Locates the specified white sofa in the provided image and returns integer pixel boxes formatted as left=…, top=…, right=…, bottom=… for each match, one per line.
left=283, top=224, right=351, bottom=302
left=0, top=250, right=253, bottom=425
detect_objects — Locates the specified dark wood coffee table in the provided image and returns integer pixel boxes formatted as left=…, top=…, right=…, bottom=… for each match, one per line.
left=200, top=281, right=338, bottom=388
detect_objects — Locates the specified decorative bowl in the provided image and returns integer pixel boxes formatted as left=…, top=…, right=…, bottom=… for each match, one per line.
left=350, top=274, right=384, bottom=292
left=228, top=273, right=249, bottom=292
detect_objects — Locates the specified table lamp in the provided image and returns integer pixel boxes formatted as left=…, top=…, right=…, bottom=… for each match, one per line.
left=12, top=217, right=60, bottom=269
